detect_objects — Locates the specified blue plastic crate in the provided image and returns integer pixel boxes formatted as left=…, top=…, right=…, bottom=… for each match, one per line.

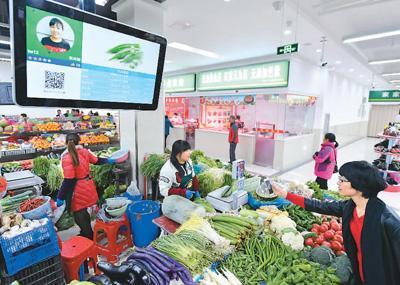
left=0, top=219, right=60, bottom=275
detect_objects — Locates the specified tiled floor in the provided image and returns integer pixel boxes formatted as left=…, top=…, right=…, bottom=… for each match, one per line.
left=249, top=137, right=380, bottom=190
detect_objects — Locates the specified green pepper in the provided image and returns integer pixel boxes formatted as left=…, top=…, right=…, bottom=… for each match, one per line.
left=328, top=274, right=342, bottom=284
left=296, top=263, right=313, bottom=272
left=294, top=271, right=307, bottom=282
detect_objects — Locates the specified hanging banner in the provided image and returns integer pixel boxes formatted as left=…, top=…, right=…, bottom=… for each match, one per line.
left=369, top=90, right=400, bottom=102
left=196, top=61, right=289, bottom=91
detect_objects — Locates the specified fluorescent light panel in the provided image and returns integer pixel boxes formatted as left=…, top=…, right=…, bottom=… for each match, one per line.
left=95, top=0, right=108, bottom=6
left=390, top=80, right=400, bottom=83
left=382, top=72, right=400, bottom=77
left=0, top=40, right=10, bottom=45
left=369, top=59, right=400, bottom=65
left=0, top=57, right=11, bottom=62
left=343, top=30, right=400, bottom=44
left=168, top=42, right=219, bottom=59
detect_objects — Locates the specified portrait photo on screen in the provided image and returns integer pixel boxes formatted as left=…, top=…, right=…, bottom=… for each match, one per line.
left=37, top=17, right=74, bottom=53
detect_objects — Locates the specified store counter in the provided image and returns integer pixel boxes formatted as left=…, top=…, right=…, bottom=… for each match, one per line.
left=195, top=129, right=256, bottom=164
left=166, top=126, right=185, bottom=149
left=272, top=133, right=318, bottom=170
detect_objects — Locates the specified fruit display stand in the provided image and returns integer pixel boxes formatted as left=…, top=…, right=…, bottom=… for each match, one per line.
left=0, top=116, right=119, bottom=164
left=375, top=133, right=400, bottom=179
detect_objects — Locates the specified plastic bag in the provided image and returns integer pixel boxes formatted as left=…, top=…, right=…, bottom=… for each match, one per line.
left=127, top=180, right=140, bottom=196
left=247, top=192, right=291, bottom=209
left=52, top=203, right=66, bottom=224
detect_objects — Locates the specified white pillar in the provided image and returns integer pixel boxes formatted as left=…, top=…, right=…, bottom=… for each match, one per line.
left=112, top=0, right=165, bottom=191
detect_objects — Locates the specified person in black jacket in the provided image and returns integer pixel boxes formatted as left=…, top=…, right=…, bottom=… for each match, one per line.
left=272, top=160, right=400, bottom=285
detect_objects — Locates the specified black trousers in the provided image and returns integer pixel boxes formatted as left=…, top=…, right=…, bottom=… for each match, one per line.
left=229, top=143, right=237, bottom=163
left=165, top=135, right=168, bottom=149
left=73, top=208, right=93, bottom=240
left=316, top=177, right=328, bottom=190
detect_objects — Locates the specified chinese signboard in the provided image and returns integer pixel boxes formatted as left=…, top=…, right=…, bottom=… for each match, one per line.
left=196, top=61, right=289, bottom=91
left=164, top=74, right=196, bottom=93
left=369, top=90, right=400, bottom=102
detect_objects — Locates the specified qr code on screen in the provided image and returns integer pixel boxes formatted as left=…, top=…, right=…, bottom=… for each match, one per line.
left=45, top=71, right=65, bottom=89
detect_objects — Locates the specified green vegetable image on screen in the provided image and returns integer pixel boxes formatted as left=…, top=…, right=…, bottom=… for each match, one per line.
left=107, top=43, right=143, bottom=69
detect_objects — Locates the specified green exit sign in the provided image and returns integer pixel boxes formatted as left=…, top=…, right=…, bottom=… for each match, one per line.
left=277, top=43, right=299, bottom=55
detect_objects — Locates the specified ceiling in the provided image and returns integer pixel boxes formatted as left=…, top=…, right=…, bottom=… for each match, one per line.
left=294, top=0, right=400, bottom=89
left=162, top=0, right=399, bottom=89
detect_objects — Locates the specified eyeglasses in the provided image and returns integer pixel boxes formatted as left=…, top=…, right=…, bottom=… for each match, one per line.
left=338, top=176, right=349, bottom=183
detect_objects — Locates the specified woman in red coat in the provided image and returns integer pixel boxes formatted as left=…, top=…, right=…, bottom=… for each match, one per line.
left=56, top=133, right=114, bottom=239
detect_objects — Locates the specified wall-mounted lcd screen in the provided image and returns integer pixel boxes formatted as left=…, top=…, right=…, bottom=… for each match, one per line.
left=12, top=0, right=167, bottom=110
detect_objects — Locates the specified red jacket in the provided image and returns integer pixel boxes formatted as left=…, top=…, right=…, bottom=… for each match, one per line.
left=62, top=147, right=98, bottom=212
left=229, top=123, right=239, bottom=144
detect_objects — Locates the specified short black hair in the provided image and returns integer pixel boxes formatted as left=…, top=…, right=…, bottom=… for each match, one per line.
left=49, top=18, right=64, bottom=30
left=20, top=113, right=27, bottom=118
left=339, top=161, right=386, bottom=198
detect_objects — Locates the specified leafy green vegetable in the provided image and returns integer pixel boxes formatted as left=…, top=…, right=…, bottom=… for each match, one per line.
left=194, top=198, right=215, bottom=213
left=283, top=204, right=322, bottom=231
left=325, top=190, right=349, bottom=201
left=90, top=164, right=115, bottom=190
left=103, top=184, right=117, bottom=199
left=140, top=153, right=169, bottom=179
left=306, top=180, right=324, bottom=200
left=47, top=164, right=64, bottom=193
left=108, top=43, right=143, bottom=69
left=33, top=156, right=50, bottom=178
left=197, top=168, right=231, bottom=197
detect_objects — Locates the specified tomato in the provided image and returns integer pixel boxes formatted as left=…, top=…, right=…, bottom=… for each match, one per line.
left=336, top=250, right=346, bottom=256
left=321, top=241, right=331, bottom=248
left=312, top=223, right=321, bottom=230
left=330, top=222, right=341, bottom=232
left=338, top=224, right=342, bottom=230
left=311, top=228, right=319, bottom=234
left=305, top=238, right=314, bottom=247
left=324, top=230, right=335, bottom=240
left=336, top=230, right=343, bottom=236
left=312, top=243, right=320, bottom=248
left=331, top=241, right=342, bottom=251
left=333, top=235, right=344, bottom=244
left=319, top=224, right=329, bottom=233
left=316, top=235, right=324, bottom=245
left=322, top=222, right=330, bottom=228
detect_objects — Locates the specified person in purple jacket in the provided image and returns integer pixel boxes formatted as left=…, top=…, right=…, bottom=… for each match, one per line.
left=313, top=133, right=339, bottom=190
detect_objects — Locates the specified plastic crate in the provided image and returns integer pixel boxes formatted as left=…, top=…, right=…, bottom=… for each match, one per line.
left=0, top=255, right=65, bottom=285
left=0, top=219, right=60, bottom=275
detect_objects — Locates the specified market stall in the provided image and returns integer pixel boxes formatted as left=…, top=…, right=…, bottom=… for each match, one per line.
left=165, top=62, right=319, bottom=170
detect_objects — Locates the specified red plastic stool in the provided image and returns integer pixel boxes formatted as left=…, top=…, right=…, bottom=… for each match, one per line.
left=61, top=236, right=99, bottom=282
left=93, top=215, right=133, bottom=263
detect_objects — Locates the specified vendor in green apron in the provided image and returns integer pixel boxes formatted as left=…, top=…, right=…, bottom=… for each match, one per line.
left=159, top=140, right=201, bottom=199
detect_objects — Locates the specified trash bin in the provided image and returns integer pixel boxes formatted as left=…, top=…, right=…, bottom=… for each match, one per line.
left=127, top=200, right=160, bottom=247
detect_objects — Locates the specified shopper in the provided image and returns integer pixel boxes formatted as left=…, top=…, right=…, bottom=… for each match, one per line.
left=164, top=115, right=174, bottom=149
left=56, top=133, right=115, bottom=239
left=313, top=133, right=339, bottom=190
left=19, top=113, right=32, bottom=131
left=272, top=161, right=400, bottom=285
left=56, top=109, right=64, bottom=118
left=106, top=112, right=114, bottom=123
left=236, top=115, right=244, bottom=129
left=64, top=110, right=71, bottom=117
left=228, top=115, right=239, bottom=163
left=159, top=140, right=200, bottom=199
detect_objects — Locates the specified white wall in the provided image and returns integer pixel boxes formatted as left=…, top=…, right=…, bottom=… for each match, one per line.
left=113, top=0, right=165, bottom=191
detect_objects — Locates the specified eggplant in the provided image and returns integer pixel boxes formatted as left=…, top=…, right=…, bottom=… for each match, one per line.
left=97, top=261, right=131, bottom=281
left=88, top=274, right=114, bottom=285
left=122, top=260, right=152, bottom=285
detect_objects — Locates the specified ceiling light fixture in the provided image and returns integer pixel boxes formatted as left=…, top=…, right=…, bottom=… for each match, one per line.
left=359, top=75, right=364, bottom=78
left=316, top=49, right=322, bottom=53
left=349, top=68, right=355, bottom=72
left=224, top=0, right=231, bottom=2
left=284, top=29, right=292, bottom=35
left=168, top=42, right=219, bottom=59
left=335, top=60, right=341, bottom=65
left=382, top=72, right=400, bottom=77
left=95, top=0, right=108, bottom=6
left=343, top=30, right=400, bottom=44
left=0, top=40, right=10, bottom=45
left=369, top=59, right=400, bottom=65
left=0, top=57, right=11, bottom=62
